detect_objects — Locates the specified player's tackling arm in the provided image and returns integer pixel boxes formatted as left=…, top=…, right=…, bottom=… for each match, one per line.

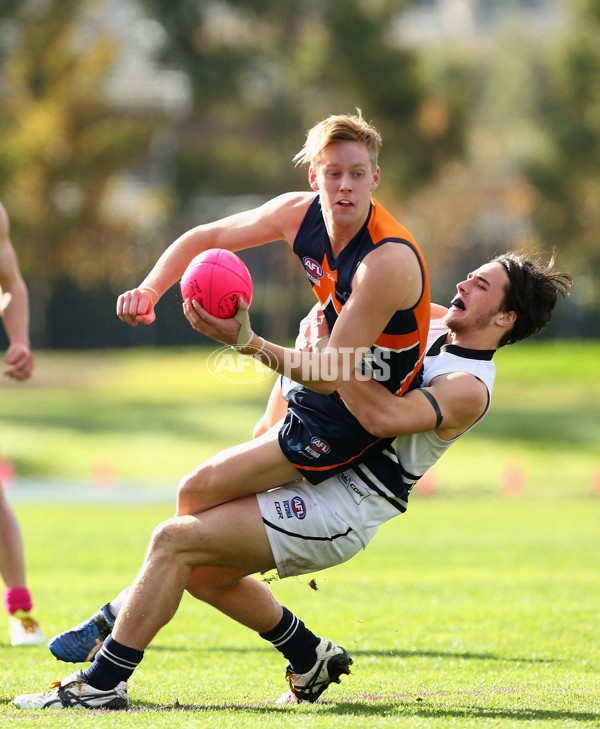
left=338, top=369, right=489, bottom=440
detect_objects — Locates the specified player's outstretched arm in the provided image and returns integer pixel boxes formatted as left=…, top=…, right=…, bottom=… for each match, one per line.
left=116, top=193, right=312, bottom=327
left=0, top=205, right=34, bottom=381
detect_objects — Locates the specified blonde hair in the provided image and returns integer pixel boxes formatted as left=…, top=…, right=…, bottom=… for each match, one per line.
left=293, top=110, right=382, bottom=169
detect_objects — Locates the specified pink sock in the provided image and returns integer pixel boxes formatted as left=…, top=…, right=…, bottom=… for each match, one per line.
left=3, top=587, right=32, bottom=615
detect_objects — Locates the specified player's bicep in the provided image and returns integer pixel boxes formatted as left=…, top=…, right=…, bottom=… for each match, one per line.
left=328, top=245, right=423, bottom=351
left=206, top=192, right=312, bottom=251
left=429, top=373, right=489, bottom=434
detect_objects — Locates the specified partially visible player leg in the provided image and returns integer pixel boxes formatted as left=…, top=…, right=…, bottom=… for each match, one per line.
left=252, top=377, right=286, bottom=439
left=27, top=496, right=350, bottom=708
left=17, top=496, right=277, bottom=709
left=186, top=565, right=351, bottom=702
left=176, top=426, right=299, bottom=516
left=48, top=598, right=117, bottom=662
left=0, top=483, right=44, bottom=646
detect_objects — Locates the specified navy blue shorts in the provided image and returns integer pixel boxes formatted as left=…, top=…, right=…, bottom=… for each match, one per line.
left=278, top=387, right=394, bottom=485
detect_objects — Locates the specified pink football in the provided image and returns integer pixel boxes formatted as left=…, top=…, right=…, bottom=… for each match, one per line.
left=180, top=248, right=253, bottom=319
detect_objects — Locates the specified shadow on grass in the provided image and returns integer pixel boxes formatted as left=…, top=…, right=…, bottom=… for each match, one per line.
left=126, top=698, right=599, bottom=724
left=150, top=643, right=555, bottom=664
left=1, top=693, right=597, bottom=724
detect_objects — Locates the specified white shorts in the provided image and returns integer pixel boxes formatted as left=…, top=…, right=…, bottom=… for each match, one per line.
left=256, top=469, right=403, bottom=578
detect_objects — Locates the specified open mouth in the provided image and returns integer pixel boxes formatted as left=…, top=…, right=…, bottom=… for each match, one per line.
left=337, top=199, right=353, bottom=207
left=450, top=298, right=465, bottom=311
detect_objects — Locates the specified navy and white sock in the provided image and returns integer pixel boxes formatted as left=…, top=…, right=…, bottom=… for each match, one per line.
left=82, top=635, right=144, bottom=689
left=259, top=606, right=320, bottom=673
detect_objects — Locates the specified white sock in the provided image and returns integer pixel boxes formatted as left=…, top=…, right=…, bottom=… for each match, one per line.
left=108, top=587, right=130, bottom=618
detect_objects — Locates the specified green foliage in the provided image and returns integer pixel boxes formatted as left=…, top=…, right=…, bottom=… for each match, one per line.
left=139, top=0, right=466, bottom=200
left=0, top=0, right=163, bottom=285
left=0, top=1, right=597, bottom=342
left=520, top=2, right=600, bottom=300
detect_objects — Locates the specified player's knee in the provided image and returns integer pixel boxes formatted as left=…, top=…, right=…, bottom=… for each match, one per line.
left=148, top=518, right=179, bottom=559
left=176, top=467, right=216, bottom=516
left=176, top=470, right=203, bottom=515
left=187, top=574, right=240, bottom=603
left=149, top=516, right=195, bottom=559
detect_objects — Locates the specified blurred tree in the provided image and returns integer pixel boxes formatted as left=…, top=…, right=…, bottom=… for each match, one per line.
left=135, top=0, right=470, bottom=341
left=0, top=1, right=164, bottom=286
left=3, top=0, right=587, bottom=346
left=522, top=0, right=600, bottom=307
left=139, top=0, right=467, bottom=203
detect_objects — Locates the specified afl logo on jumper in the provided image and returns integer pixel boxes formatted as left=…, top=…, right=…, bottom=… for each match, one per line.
left=303, top=257, right=323, bottom=285
left=310, top=437, right=331, bottom=455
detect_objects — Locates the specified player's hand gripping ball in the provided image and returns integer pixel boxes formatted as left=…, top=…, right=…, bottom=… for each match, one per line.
left=180, top=249, right=253, bottom=319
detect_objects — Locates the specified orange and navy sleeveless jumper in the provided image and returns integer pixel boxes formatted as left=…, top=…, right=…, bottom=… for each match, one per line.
left=278, top=195, right=430, bottom=484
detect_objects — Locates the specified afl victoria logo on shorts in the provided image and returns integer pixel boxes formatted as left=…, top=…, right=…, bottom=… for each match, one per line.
left=310, top=437, right=331, bottom=454
left=291, top=496, right=307, bottom=519
left=282, top=496, right=307, bottom=520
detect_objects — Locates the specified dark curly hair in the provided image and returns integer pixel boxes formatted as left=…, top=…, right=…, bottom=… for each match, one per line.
left=492, top=248, right=574, bottom=347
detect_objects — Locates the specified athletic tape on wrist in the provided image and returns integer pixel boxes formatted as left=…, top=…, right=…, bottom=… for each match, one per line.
left=234, top=306, right=254, bottom=348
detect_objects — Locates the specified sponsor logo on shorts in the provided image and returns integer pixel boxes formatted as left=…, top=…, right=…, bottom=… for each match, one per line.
left=302, top=257, right=323, bottom=285
left=282, top=496, right=307, bottom=520
left=274, top=501, right=284, bottom=520
left=291, top=496, right=307, bottom=519
left=338, top=471, right=369, bottom=504
left=310, top=436, right=331, bottom=454
left=299, top=436, right=332, bottom=460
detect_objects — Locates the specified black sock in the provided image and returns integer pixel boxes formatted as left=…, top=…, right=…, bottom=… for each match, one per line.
left=259, top=606, right=320, bottom=673
left=81, top=635, right=144, bottom=690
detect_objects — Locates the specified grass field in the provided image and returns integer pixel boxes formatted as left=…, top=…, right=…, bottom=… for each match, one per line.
left=0, top=341, right=599, bottom=726
left=1, top=498, right=598, bottom=727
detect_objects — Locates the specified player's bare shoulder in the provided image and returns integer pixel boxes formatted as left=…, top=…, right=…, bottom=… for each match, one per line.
left=260, top=191, right=316, bottom=243
left=354, top=242, right=424, bottom=309
left=379, top=240, right=423, bottom=275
